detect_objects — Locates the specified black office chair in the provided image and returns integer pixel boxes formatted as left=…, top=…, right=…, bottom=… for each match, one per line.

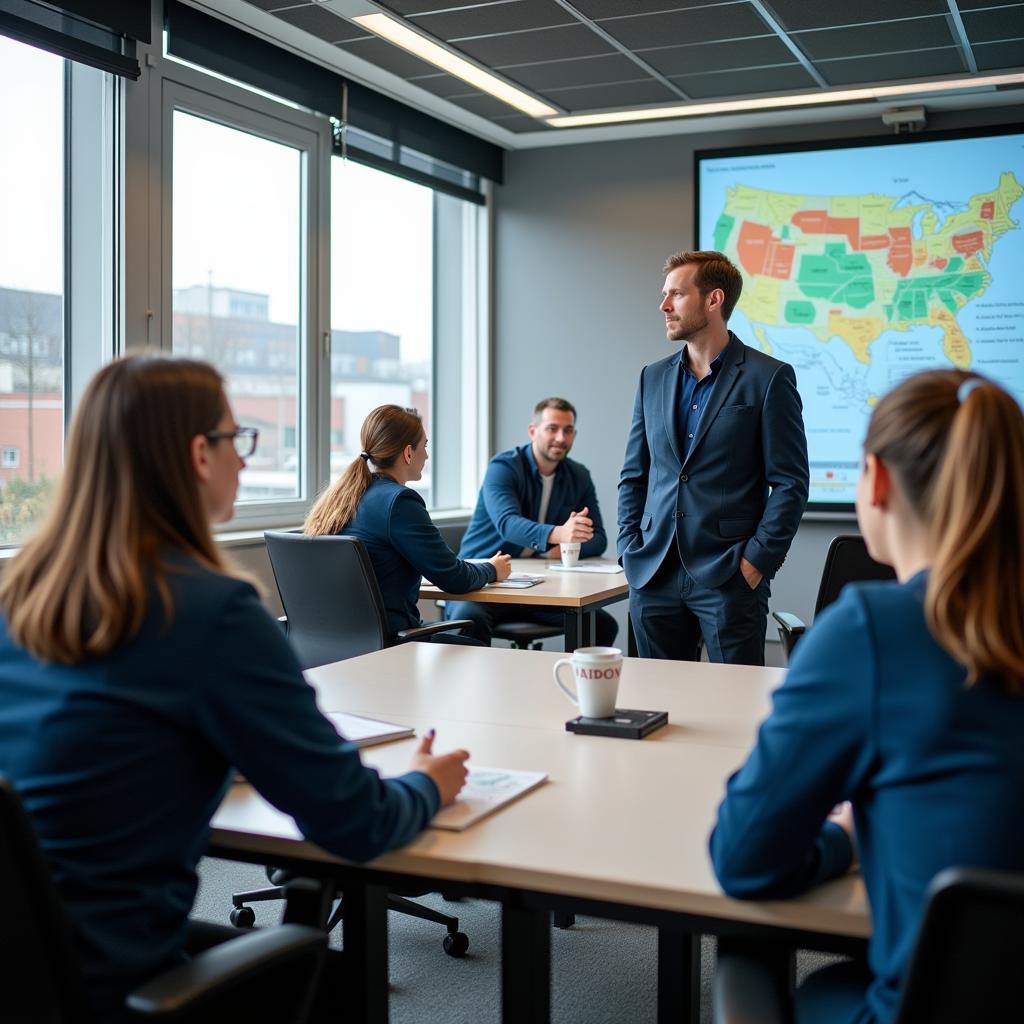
left=230, top=531, right=471, bottom=957
left=264, top=530, right=475, bottom=670
left=713, top=866, right=1024, bottom=1024
left=433, top=519, right=564, bottom=650
left=0, top=776, right=325, bottom=1023
left=772, top=535, right=895, bottom=660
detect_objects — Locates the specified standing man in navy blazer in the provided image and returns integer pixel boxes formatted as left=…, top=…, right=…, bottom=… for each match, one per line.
left=617, top=251, right=808, bottom=664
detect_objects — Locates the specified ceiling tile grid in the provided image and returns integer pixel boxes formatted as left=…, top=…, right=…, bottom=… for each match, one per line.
left=243, top=1, right=1024, bottom=133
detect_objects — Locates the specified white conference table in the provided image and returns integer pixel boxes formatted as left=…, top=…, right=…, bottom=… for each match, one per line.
left=419, top=557, right=630, bottom=650
left=211, top=644, right=868, bottom=1024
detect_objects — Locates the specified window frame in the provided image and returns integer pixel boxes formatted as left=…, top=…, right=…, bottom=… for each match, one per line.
left=155, top=69, right=330, bottom=529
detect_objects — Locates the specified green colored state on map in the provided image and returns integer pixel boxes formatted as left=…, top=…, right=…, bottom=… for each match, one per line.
left=784, top=301, right=816, bottom=324
left=886, top=271, right=986, bottom=322
left=796, top=246, right=874, bottom=308
left=714, top=213, right=735, bottom=251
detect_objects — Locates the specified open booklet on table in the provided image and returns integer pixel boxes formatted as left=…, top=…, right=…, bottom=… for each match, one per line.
left=431, top=767, right=548, bottom=831
left=460, top=561, right=545, bottom=589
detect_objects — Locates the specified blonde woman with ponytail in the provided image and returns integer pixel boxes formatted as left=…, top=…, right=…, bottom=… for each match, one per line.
left=306, top=404, right=511, bottom=642
left=0, top=356, right=470, bottom=1023
left=710, top=369, right=1024, bottom=1024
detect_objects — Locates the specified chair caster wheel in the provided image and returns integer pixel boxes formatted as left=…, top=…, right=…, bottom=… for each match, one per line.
left=230, top=906, right=256, bottom=928
left=443, top=931, right=469, bottom=957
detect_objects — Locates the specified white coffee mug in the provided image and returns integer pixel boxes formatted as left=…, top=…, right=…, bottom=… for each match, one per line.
left=561, top=542, right=581, bottom=568
left=553, top=646, right=622, bottom=719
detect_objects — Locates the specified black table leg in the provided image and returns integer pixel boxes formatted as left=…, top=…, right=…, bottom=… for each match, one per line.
left=658, top=927, right=701, bottom=1024
left=502, top=902, right=550, bottom=1023
left=564, top=609, right=581, bottom=652
left=552, top=910, right=575, bottom=929
left=341, top=882, right=390, bottom=1024
left=627, top=612, right=638, bottom=658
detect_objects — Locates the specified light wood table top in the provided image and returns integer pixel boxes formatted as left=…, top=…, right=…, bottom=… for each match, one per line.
left=419, top=557, right=629, bottom=608
left=213, top=645, right=869, bottom=940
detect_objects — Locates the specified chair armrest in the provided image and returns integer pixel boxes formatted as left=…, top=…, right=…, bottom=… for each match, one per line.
left=126, top=925, right=325, bottom=1018
left=771, top=611, right=806, bottom=635
left=713, top=952, right=790, bottom=1024
left=396, top=620, right=476, bottom=641
left=277, top=615, right=288, bottom=636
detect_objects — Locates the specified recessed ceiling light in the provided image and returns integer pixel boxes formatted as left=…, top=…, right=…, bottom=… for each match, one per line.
left=352, top=12, right=559, bottom=119
left=545, top=71, right=1024, bottom=128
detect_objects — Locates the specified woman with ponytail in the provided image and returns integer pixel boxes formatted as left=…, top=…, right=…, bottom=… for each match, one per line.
left=306, top=404, right=510, bottom=640
left=0, top=357, right=470, bottom=1022
left=710, top=369, right=1024, bottom=1024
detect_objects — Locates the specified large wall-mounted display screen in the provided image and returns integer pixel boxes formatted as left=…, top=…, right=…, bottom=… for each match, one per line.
left=696, top=126, right=1024, bottom=510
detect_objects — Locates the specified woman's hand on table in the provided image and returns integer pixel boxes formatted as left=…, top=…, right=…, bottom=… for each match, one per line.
left=410, top=730, right=470, bottom=806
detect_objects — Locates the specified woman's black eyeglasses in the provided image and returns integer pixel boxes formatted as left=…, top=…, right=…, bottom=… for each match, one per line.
left=204, top=427, right=259, bottom=459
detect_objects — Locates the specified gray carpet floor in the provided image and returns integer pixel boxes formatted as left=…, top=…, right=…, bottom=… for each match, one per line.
left=195, top=857, right=840, bottom=1023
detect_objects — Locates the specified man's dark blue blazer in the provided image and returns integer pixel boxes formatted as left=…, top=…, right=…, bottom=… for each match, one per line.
left=617, top=332, right=808, bottom=590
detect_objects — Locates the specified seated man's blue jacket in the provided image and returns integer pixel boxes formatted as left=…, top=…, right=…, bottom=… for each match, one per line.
left=460, top=443, right=607, bottom=560
left=709, top=573, right=1024, bottom=1024
left=343, top=475, right=494, bottom=633
left=0, top=553, right=440, bottom=1020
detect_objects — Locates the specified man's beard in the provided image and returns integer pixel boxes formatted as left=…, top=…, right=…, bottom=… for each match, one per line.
left=667, top=312, right=708, bottom=341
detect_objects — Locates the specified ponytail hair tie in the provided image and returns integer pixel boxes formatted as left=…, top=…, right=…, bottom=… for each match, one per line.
left=359, top=451, right=371, bottom=462
left=957, top=378, right=984, bottom=404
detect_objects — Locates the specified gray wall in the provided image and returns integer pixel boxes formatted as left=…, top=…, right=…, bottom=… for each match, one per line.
left=492, top=106, right=1024, bottom=659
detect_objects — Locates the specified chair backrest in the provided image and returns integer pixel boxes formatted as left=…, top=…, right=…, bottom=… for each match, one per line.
left=813, top=534, right=896, bottom=617
left=895, top=867, right=1024, bottom=1023
left=264, top=532, right=389, bottom=669
left=434, top=520, right=468, bottom=557
left=0, top=776, right=93, bottom=1023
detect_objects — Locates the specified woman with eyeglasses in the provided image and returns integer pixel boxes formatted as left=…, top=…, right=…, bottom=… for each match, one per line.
left=0, top=355, right=470, bottom=1022
left=305, top=404, right=511, bottom=641
left=710, top=370, right=1024, bottom=1024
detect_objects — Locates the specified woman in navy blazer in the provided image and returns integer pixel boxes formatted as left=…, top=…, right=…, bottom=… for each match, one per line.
left=710, top=369, right=1024, bottom=1024
left=0, top=356, right=472, bottom=1022
left=305, top=404, right=510, bottom=638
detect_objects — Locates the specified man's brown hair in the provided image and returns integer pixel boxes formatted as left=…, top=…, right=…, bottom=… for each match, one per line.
left=663, top=250, right=743, bottom=322
left=533, top=397, right=577, bottom=423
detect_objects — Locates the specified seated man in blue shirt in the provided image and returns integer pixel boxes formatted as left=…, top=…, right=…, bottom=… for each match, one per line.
left=448, top=397, right=618, bottom=647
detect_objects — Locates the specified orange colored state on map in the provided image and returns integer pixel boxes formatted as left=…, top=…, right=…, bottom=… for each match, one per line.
left=887, top=226, right=913, bottom=276
left=980, top=200, right=994, bottom=220
left=737, top=221, right=794, bottom=280
left=952, top=230, right=984, bottom=257
left=790, top=210, right=860, bottom=250
left=860, top=234, right=890, bottom=250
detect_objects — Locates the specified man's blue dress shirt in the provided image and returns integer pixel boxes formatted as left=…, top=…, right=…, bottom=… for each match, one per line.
left=678, top=345, right=725, bottom=460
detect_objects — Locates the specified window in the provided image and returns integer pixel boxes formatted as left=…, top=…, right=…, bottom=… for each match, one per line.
left=0, top=38, right=63, bottom=545
left=0, top=35, right=116, bottom=547
left=330, top=159, right=489, bottom=511
left=171, top=107, right=306, bottom=506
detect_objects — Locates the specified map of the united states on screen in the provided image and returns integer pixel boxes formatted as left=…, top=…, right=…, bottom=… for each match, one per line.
left=698, top=131, right=1024, bottom=506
